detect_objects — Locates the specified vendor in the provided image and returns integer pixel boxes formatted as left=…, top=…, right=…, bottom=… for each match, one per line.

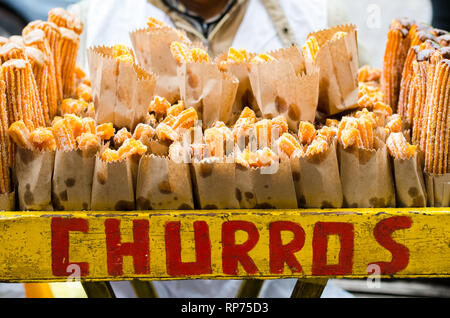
left=68, top=0, right=355, bottom=298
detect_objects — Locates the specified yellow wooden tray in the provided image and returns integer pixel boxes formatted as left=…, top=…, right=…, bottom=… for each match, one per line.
left=0, top=208, right=448, bottom=283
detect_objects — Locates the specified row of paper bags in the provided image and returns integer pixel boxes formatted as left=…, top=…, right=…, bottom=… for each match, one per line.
left=1, top=138, right=448, bottom=212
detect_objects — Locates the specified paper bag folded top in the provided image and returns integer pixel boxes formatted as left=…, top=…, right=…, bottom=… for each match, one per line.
left=306, top=24, right=359, bottom=116
left=87, top=46, right=156, bottom=131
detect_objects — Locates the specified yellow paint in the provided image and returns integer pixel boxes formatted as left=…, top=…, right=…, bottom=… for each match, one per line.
left=0, top=208, right=448, bottom=282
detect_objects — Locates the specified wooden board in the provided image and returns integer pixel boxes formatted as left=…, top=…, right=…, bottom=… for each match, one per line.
left=0, top=208, right=449, bottom=282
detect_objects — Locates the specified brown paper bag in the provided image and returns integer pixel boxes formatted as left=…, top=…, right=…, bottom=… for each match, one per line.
left=136, top=155, right=194, bottom=210
left=291, top=142, right=343, bottom=208
left=52, top=150, right=96, bottom=211
left=178, top=62, right=239, bottom=129
left=249, top=160, right=298, bottom=209
left=248, top=47, right=319, bottom=132
left=190, top=158, right=239, bottom=209
left=215, top=53, right=258, bottom=124
left=15, top=148, right=55, bottom=211
left=392, top=152, right=427, bottom=207
left=338, top=140, right=396, bottom=208
left=0, top=192, right=15, bottom=211
left=425, top=173, right=450, bottom=207
left=87, top=46, right=156, bottom=131
left=130, top=26, right=187, bottom=103
left=91, top=156, right=135, bottom=211
left=306, top=25, right=359, bottom=116
left=235, top=164, right=257, bottom=209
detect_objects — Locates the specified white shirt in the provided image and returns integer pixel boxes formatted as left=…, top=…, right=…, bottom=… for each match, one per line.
left=72, top=0, right=328, bottom=69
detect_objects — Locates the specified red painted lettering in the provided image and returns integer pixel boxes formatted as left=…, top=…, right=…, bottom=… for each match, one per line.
left=312, top=222, right=354, bottom=276
left=370, top=216, right=412, bottom=275
left=165, top=221, right=212, bottom=276
left=105, top=219, right=150, bottom=276
left=51, top=217, right=89, bottom=277
left=269, top=221, right=305, bottom=274
left=222, top=221, right=259, bottom=275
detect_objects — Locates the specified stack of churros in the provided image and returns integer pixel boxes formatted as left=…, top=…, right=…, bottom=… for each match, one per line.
left=424, top=57, right=449, bottom=174
left=0, top=74, right=10, bottom=194
left=23, top=29, right=59, bottom=120
left=1, top=59, right=45, bottom=130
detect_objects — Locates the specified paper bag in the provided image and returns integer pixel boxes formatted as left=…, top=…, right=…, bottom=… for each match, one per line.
left=190, top=158, right=239, bottom=209
left=130, top=26, right=187, bottom=103
left=249, top=47, right=319, bottom=132
left=91, top=156, right=135, bottom=211
left=52, top=150, right=96, bottom=210
left=338, top=140, right=396, bottom=208
left=235, top=164, right=257, bottom=209
left=291, top=142, right=343, bottom=208
left=425, top=173, right=450, bottom=207
left=249, top=160, right=298, bottom=209
left=216, top=52, right=258, bottom=124
left=15, top=148, right=55, bottom=211
left=306, top=25, right=359, bottom=115
left=0, top=192, right=15, bottom=211
left=178, top=62, right=239, bottom=129
left=87, top=46, right=156, bottom=131
left=136, top=155, right=194, bottom=210
left=392, top=152, right=427, bottom=207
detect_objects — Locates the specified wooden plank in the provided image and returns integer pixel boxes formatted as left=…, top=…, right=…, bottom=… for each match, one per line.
left=130, top=280, right=158, bottom=298
left=0, top=208, right=449, bottom=282
left=290, top=278, right=328, bottom=298
left=81, top=282, right=115, bottom=298
left=334, top=279, right=450, bottom=298
left=236, top=280, right=265, bottom=298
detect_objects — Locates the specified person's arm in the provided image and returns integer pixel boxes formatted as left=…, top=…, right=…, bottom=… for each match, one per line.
left=327, top=0, right=371, bottom=67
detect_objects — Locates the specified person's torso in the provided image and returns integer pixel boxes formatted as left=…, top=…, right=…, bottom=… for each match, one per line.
left=80, top=0, right=327, bottom=57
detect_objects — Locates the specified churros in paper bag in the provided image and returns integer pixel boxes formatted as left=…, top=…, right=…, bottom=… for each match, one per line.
left=90, top=154, right=137, bottom=211
left=178, top=62, right=239, bottom=129
left=191, top=157, right=239, bottom=209
left=291, top=141, right=343, bottom=208
left=305, top=25, right=359, bottom=116
left=216, top=49, right=258, bottom=124
left=136, top=154, right=194, bottom=210
left=130, top=26, right=187, bottom=103
left=392, top=152, right=427, bottom=207
left=249, top=160, right=297, bottom=209
left=248, top=46, right=319, bottom=132
left=52, top=149, right=96, bottom=210
left=15, top=147, right=55, bottom=211
left=87, top=46, right=156, bottom=131
left=338, top=139, right=396, bottom=208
